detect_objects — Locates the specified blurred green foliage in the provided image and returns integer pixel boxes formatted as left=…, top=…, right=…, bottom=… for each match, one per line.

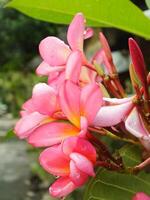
left=0, top=9, right=59, bottom=116
left=0, top=71, right=46, bottom=116
left=0, top=9, right=58, bottom=70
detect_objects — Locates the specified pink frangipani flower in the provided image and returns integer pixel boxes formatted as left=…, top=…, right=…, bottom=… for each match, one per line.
left=36, top=13, right=95, bottom=88
left=39, top=136, right=96, bottom=198
left=28, top=80, right=103, bottom=147
left=59, top=80, right=103, bottom=132
left=15, top=82, right=83, bottom=147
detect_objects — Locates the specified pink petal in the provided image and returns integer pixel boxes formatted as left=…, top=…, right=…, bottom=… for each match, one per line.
left=103, top=97, right=133, bottom=105
left=36, top=61, right=65, bottom=76
left=125, top=108, right=149, bottom=139
left=22, top=98, right=35, bottom=113
left=84, top=28, right=93, bottom=39
left=94, top=101, right=133, bottom=127
left=36, top=61, right=51, bottom=76
left=70, top=152, right=95, bottom=176
left=65, top=51, right=82, bottom=83
left=48, top=71, right=65, bottom=90
left=47, top=71, right=60, bottom=82
left=14, top=112, right=46, bottom=139
left=39, top=145, right=70, bottom=176
left=70, top=160, right=88, bottom=186
left=39, top=36, right=71, bottom=66
left=79, top=116, right=88, bottom=137
left=49, top=177, right=77, bottom=198
left=20, top=110, right=28, bottom=117
left=62, top=137, right=96, bottom=163
left=80, top=83, right=103, bottom=124
left=59, top=80, right=81, bottom=127
left=32, top=83, right=58, bottom=115
left=28, top=122, right=79, bottom=147
left=132, top=192, right=150, bottom=200
left=67, top=13, right=85, bottom=51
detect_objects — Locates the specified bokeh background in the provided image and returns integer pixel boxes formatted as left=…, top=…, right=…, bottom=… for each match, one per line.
left=0, top=0, right=150, bottom=200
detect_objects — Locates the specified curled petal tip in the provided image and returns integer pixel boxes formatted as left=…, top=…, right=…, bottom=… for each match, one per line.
left=84, top=27, right=94, bottom=39
left=49, top=177, right=77, bottom=198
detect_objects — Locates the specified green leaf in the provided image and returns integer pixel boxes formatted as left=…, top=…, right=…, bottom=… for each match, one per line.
left=146, top=0, right=150, bottom=9
left=84, top=169, right=150, bottom=200
left=84, top=145, right=145, bottom=200
left=6, top=0, right=150, bottom=39
left=119, top=144, right=142, bottom=168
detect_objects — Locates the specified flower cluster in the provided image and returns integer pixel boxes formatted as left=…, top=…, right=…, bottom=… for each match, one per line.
left=15, top=13, right=150, bottom=198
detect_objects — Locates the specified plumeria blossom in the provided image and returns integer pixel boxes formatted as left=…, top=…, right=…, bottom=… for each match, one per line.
left=36, top=13, right=96, bottom=89
left=39, top=136, right=96, bottom=198
left=28, top=80, right=102, bottom=147
left=132, top=192, right=150, bottom=200
left=15, top=38, right=102, bottom=148
left=15, top=82, right=79, bottom=146
left=15, top=81, right=102, bottom=147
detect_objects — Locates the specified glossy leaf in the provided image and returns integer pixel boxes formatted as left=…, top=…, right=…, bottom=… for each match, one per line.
left=119, top=144, right=142, bottom=167
left=84, top=145, right=146, bottom=200
left=6, top=0, right=150, bottom=39
left=84, top=169, right=150, bottom=200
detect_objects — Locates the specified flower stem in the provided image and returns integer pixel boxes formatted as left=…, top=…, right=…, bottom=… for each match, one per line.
left=104, top=129, right=139, bottom=145
left=87, top=132, right=121, bottom=165
left=96, top=161, right=122, bottom=171
left=133, top=157, right=150, bottom=173
left=90, top=127, right=139, bottom=145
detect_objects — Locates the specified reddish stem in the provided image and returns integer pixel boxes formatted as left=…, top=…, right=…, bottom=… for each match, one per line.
left=85, top=62, right=97, bottom=72
left=96, top=161, right=122, bottom=171
left=87, top=133, right=121, bottom=165
left=133, top=157, right=150, bottom=173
